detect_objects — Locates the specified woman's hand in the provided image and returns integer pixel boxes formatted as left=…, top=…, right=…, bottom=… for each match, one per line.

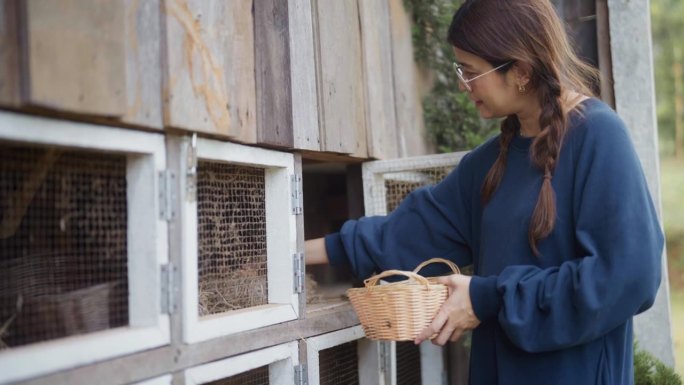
left=414, top=274, right=481, bottom=345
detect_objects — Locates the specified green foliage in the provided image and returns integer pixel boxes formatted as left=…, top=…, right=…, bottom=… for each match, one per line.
left=403, top=0, right=498, bottom=152
left=650, top=0, right=684, bottom=157
left=634, top=342, right=683, bottom=385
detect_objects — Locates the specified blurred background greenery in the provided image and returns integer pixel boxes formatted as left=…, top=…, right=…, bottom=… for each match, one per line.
left=652, top=0, right=684, bottom=376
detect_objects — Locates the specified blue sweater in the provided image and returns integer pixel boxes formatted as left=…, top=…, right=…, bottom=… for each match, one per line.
left=325, top=99, right=663, bottom=385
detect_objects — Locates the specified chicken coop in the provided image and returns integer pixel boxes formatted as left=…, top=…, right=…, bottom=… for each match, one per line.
left=0, top=0, right=672, bottom=384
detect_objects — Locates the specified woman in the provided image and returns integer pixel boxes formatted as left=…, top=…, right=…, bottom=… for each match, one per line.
left=305, top=0, right=663, bottom=384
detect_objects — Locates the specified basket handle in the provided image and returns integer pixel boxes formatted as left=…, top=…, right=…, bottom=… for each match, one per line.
left=412, top=258, right=460, bottom=275
left=364, top=270, right=430, bottom=289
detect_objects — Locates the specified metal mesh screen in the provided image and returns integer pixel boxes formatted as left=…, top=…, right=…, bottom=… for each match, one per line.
left=396, top=341, right=422, bottom=385
left=205, top=365, right=269, bottom=385
left=0, top=143, right=129, bottom=349
left=318, top=340, right=359, bottom=385
left=197, top=161, right=268, bottom=316
left=384, top=167, right=452, bottom=213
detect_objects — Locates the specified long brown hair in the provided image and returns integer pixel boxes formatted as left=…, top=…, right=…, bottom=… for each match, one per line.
left=447, top=0, right=599, bottom=255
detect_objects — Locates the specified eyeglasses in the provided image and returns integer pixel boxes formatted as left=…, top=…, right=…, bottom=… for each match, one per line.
left=453, top=61, right=512, bottom=92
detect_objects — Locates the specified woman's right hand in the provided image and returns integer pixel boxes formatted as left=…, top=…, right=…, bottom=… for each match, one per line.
left=305, top=237, right=329, bottom=265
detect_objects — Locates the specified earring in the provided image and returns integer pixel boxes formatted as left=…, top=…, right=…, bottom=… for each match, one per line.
left=518, top=84, right=526, bottom=93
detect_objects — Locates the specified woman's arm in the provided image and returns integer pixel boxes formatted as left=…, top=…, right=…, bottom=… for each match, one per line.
left=305, top=237, right=329, bottom=265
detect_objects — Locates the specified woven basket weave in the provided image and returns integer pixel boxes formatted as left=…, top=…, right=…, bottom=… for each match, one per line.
left=346, top=258, right=460, bottom=341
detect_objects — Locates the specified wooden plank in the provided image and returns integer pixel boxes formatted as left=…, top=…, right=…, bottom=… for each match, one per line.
left=388, top=0, right=431, bottom=157
left=20, top=305, right=359, bottom=385
left=254, top=0, right=294, bottom=148
left=163, top=0, right=256, bottom=142
left=314, top=0, right=367, bottom=157
left=21, top=0, right=127, bottom=117
left=0, top=0, right=20, bottom=107
left=358, top=0, right=398, bottom=160
left=123, top=0, right=163, bottom=129
left=596, top=0, right=615, bottom=108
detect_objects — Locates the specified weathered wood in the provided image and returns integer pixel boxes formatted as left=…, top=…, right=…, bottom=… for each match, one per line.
left=163, top=0, right=256, bottom=142
left=313, top=0, right=367, bottom=157
left=254, top=0, right=293, bottom=148
left=21, top=0, right=127, bottom=116
left=596, top=0, right=615, bottom=108
left=358, top=0, right=398, bottom=160
left=20, top=304, right=358, bottom=385
left=388, top=0, right=431, bottom=157
left=0, top=0, right=20, bottom=107
left=123, top=0, right=163, bottom=129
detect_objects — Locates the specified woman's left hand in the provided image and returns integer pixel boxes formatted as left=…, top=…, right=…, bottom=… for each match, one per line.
left=414, top=274, right=481, bottom=346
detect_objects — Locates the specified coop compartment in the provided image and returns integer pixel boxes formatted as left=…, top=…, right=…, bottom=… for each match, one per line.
left=183, top=341, right=299, bottom=385
left=307, top=326, right=386, bottom=385
left=361, top=153, right=468, bottom=385
left=172, top=136, right=298, bottom=343
left=0, top=112, right=169, bottom=383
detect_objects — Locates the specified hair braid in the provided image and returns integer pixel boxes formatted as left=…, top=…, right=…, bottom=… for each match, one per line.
left=481, top=115, right=519, bottom=204
left=528, top=66, right=566, bottom=256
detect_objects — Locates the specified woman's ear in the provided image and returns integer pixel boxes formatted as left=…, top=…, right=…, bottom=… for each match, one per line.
left=511, top=62, right=532, bottom=87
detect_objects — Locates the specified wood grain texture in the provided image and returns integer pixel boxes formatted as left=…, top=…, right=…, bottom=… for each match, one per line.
left=254, top=0, right=293, bottom=148
left=163, top=0, right=256, bottom=142
left=314, top=0, right=367, bottom=157
left=254, top=0, right=320, bottom=151
left=0, top=0, right=20, bottom=107
left=123, top=0, right=163, bottom=129
left=22, top=0, right=127, bottom=116
left=358, top=0, right=398, bottom=160
left=388, top=0, right=431, bottom=157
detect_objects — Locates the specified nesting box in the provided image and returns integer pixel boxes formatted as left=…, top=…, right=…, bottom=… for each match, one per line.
left=167, top=136, right=299, bottom=343
left=0, top=111, right=170, bottom=383
left=362, top=152, right=467, bottom=385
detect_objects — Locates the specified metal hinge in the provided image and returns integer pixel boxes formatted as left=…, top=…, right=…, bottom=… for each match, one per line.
left=294, top=364, right=307, bottom=385
left=160, top=263, right=179, bottom=314
left=293, top=252, right=305, bottom=294
left=158, top=170, right=176, bottom=221
left=291, top=174, right=303, bottom=215
left=187, top=133, right=198, bottom=202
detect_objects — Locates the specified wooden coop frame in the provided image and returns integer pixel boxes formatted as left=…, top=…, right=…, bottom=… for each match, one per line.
left=305, top=325, right=383, bottom=385
left=165, top=135, right=299, bottom=344
left=133, top=375, right=173, bottom=385
left=0, top=111, right=170, bottom=384
left=183, top=341, right=299, bottom=385
left=362, top=152, right=468, bottom=385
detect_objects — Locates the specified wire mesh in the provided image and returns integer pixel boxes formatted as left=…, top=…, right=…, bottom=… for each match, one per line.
left=384, top=166, right=452, bottom=213
left=197, top=161, right=268, bottom=316
left=0, top=143, right=129, bottom=349
left=396, top=341, right=422, bottom=385
left=205, top=365, right=269, bottom=385
left=318, top=340, right=359, bottom=385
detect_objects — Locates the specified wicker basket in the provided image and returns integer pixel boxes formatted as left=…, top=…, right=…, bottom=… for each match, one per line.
left=346, top=258, right=460, bottom=341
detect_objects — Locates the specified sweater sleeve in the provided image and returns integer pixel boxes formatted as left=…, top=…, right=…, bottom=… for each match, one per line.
left=469, top=111, right=664, bottom=353
left=325, top=153, right=476, bottom=280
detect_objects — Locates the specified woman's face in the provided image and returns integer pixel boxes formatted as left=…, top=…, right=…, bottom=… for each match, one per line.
left=452, top=47, right=525, bottom=119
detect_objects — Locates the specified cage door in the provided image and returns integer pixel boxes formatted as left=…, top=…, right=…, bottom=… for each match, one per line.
left=168, top=135, right=300, bottom=343
left=0, top=111, right=170, bottom=383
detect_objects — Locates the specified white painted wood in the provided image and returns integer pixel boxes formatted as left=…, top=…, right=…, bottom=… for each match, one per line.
left=357, top=339, right=387, bottom=385
left=180, top=137, right=299, bottom=343
left=289, top=0, right=320, bottom=151
left=132, top=374, right=173, bottom=385
left=306, top=326, right=365, bottom=385
left=0, top=316, right=170, bottom=384
left=184, top=341, right=298, bottom=384
left=0, top=111, right=170, bottom=384
left=420, top=342, right=446, bottom=385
